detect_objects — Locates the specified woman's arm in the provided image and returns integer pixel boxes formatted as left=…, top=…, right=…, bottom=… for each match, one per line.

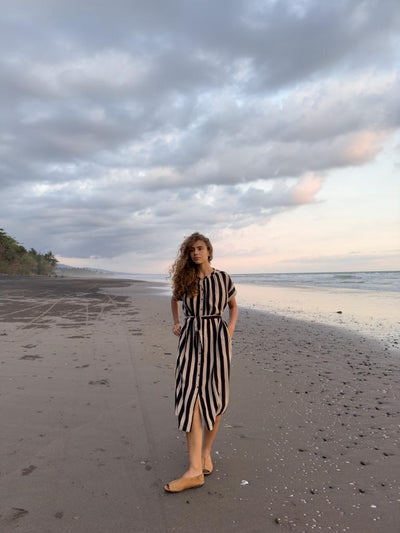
left=227, top=296, right=238, bottom=339
left=171, top=296, right=182, bottom=336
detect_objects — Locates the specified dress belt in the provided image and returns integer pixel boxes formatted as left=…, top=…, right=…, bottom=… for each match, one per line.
left=185, top=314, right=222, bottom=332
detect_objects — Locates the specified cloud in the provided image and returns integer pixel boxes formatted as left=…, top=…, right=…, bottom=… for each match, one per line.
left=289, top=174, right=323, bottom=205
left=0, top=0, right=399, bottom=268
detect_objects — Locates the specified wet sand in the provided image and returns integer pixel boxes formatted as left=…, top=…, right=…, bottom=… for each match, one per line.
left=0, top=277, right=399, bottom=532
left=235, top=282, right=400, bottom=350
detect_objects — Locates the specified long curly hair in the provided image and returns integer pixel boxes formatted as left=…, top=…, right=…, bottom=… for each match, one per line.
left=170, top=232, right=213, bottom=300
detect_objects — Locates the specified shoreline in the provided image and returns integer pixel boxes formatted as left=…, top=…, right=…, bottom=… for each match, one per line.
left=235, top=282, right=400, bottom=353
left=0, top=277, right=399, bottom=532
left=48, top=269, right=400, bottom=352
left=73, top=270, right=400, bottom=352
left=119, top=275, right=400, bottom=353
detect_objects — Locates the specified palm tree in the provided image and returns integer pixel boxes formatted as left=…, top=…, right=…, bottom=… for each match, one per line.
left=44, top=251, right=58, bottom=267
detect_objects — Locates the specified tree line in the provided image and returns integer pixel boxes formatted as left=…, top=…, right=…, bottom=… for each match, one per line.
left=0, top=229, right=58, bottom=276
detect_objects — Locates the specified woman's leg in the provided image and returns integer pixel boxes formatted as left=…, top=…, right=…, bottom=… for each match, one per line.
left=164, top=399, right=204, bottom=491
left=184, top=398, right=203, bottom=477
left=202, top=414, right=221, bottom=459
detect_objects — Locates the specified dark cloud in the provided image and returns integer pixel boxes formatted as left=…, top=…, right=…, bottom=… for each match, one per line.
left=0, top=0, right=398, bottom=264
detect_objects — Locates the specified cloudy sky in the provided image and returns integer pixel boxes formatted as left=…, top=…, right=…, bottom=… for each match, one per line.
left=1, top=0, right=399, bottom=274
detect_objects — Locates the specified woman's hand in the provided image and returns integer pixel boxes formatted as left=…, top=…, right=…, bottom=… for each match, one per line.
left=227, top=296, right=238, bottom=341
left=171, top=297, right=181, bottom=336
left=173, top=323, right=182, bottom=336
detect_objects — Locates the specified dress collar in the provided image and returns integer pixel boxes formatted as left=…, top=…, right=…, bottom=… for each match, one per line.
left=198, top=268, right=215, bottom=279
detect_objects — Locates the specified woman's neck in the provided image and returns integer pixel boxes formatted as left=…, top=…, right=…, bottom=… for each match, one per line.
left=197, top=264, right=213, bottom=278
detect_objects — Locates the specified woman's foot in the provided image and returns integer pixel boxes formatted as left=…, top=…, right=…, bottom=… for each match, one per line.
left=164, top=473, right=204, bottom=493
left=202, top=455, right=213, bottom=475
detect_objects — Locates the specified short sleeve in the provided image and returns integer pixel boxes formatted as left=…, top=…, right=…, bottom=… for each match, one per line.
left=226, top=274, right=237, bottom=302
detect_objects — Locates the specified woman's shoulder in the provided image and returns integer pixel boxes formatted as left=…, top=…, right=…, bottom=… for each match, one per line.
left=212, top=269, right=232, bottom=280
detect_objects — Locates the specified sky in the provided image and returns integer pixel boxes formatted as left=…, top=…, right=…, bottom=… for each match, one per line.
left=1, top=0, right=399, bottom=275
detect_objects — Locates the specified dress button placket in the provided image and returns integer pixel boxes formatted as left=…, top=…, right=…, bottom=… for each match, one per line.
left=197, top=279, right=203, bottom=381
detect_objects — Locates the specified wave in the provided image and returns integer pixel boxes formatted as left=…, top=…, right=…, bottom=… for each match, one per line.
left=231, top=271, right=400, bottom=293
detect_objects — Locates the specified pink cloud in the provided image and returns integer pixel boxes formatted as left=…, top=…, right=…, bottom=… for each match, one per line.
left=343, top=131, right=385, bottom=165
left=290, top=173, right=323, bottom=204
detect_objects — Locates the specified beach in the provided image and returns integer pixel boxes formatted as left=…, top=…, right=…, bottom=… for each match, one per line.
left=232, top=271, right=400, bottom=353
left=0, top=277, right=399, bottom=532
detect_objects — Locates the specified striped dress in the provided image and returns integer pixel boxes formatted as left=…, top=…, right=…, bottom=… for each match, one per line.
left=174, top=269, right=237, bottom=432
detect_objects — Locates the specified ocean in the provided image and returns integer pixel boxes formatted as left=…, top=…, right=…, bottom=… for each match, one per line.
left=230, top=271, right=400, bottom=292
left=123, top=271, right=400, bottom=350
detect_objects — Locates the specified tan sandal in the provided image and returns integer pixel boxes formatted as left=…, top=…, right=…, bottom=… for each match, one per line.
left=164, top=474, right=204, bottom=493
left=202, top=456, right=213, bottom=475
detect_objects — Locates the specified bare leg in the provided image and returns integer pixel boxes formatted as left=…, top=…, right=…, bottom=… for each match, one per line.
left=183, top=398, right=203, bottom=477
left=202, top=414, right=221, bottom=459
left=164, top=399, right=205, bottom=491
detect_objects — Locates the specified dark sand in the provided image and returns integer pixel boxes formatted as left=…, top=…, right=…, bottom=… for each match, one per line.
left=0, top=277, right=399, bottom=532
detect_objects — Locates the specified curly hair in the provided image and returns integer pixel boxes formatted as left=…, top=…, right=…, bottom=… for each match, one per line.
left=170, top=232, right=213, bottom=300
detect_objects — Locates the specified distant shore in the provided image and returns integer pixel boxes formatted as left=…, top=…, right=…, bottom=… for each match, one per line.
left=0, top=276, right=399, bottom=532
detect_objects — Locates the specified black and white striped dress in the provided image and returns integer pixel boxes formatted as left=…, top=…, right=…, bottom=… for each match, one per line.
left=174, top=269, right=237, bottom=432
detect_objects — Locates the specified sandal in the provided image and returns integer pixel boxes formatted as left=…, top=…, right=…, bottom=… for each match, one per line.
left=164, top=474, right=204, bottom=493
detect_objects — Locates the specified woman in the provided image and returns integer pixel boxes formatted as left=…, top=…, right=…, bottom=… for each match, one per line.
left=164, top=232, right=238, bottom=493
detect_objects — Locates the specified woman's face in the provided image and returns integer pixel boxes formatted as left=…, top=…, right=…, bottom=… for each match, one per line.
left=189, top=240, right=210, bottom=266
